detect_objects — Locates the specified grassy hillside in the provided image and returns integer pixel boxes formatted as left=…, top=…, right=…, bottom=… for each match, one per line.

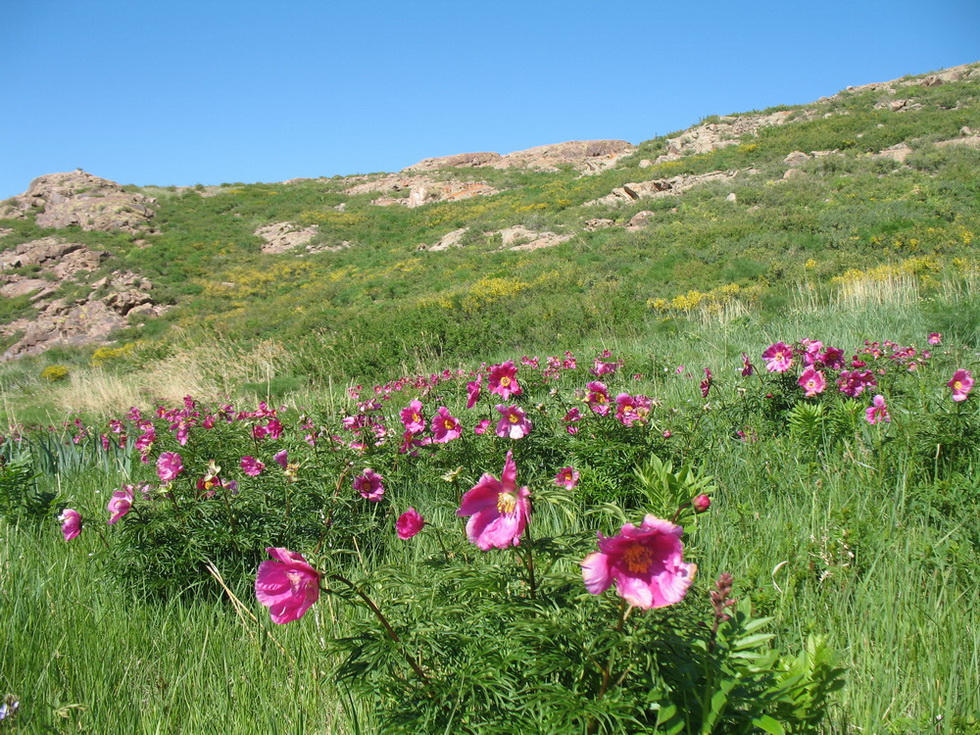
left=0, top=64, right=978, bottom=421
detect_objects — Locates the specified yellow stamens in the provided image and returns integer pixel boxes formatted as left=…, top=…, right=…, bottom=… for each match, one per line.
left=497, top=492, right=517, bottom=514
left=499, top=376, right=512, bottom=387
left=623, top=544, right=653, bottom=573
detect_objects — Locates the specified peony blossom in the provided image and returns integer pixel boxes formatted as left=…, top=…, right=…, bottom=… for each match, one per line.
left=59, top=508, right=81, bottom=541
left=241, top=456, right=265, bottom=477
left=466, top=379, right=482, bottom=409
left=273, top=449, right=289, bottom=469
left=798, top=366, right=827, bottom=397
left=554, top=467, right=579, bottom=489
left=584, top=381, right=611, bottom=416
left=928, top=332, right=942, bottom=345
left=353, top=468, right=385, bottom=501
left=400, top=400, right=426, bottom=434
left=488, top=361, right=522, bottom=400
left=431, top=406, right=462, bottom=443
left=474, top=419, right=491, bottom=435
left=107, top=485, right=134, bottom=524
left=255, top=547, right=321, bottom=624
left=581, top=515, right=695, bottom=609
left=457, top=450, right=531, bottom=550
left=495, top=404, right=532, bottom=439
left=156, top=451, right=183, bottom=483
left=865, top=394, right=891, bottom=424
left=740, top=353, right=754, bottom=377
left=762, top=342, right=794, bottom=373
left=395, top=507, right=425, bottom=540
left=948, top=369, right=974, bottom=402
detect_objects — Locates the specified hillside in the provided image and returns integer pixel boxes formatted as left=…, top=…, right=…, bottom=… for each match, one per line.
left=1, top=62, right=978, bottom=410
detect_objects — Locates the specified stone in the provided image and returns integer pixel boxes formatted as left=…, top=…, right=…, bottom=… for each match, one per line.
left=404, top=152, right=502, bottom=171
left=426, top=227, right=470, bottom=251
left=583, top=218, right=615, bottom=231
left=726, top=192, right=738, bottom=203
left=783, top=151, right=810, bottom=166
left=626, top=211, right=655, bottom=229
left=585, top=170, right=737, bottom=207
left=783, top=168, right=807, bottom=180
left=254, top=222, right=320, bottom=253
left=874, top=143, right=913, bottom=162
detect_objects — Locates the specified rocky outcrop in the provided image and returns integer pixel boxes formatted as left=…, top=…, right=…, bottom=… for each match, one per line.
left=498, top=226, right=572, bottom=251
left=0, top=248, right=167, bottom=360
left=660, top=111, right=798, bottom=161
left=421, top=227, right=470, bottom=251
left=0, top=170, right=157, bottom=234
left=586, top=170, right=738, bottom=207
left=404, top=152, right=502, bottom=171
left=492, top=140, right=634, bottom=173
left=254, top=222, right=321, bottom=253
left=402, top=140, right=634, bottom=175
left=346, top=174, right=499, bottom=207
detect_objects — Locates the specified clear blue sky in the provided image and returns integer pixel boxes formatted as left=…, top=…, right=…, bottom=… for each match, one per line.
left=1, top=0, right=977, bottom=199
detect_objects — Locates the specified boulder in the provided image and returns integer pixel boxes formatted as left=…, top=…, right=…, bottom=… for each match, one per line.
left=404, top=152, right=502, bottom=171
left=626, top=211, right=655, bottom=229
left=783, top=151, right=810, bottom=166
left=425, top=227, right=470, bottom=251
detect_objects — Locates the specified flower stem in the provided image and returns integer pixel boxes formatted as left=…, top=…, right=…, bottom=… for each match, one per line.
left=328, top=573, right=428, bottom=684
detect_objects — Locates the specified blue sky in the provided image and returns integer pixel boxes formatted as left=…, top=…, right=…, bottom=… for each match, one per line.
left=1, top=0, right=977, bottom=199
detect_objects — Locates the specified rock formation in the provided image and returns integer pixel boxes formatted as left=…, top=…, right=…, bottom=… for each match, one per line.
left=0, top=170, right=157, bottom=234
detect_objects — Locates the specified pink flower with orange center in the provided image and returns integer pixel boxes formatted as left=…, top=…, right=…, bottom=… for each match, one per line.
left=948, top=369, right=974, bottom=402
left=457, top=450, right=531, bottom=550
left=487, top=361, right=522, bottom=400
left=400, top=400, right=426, bottom=434
left=554, top=467, right=579, bottom=489
left=431, top=406, right=462, bottom=443
left=762, top=341, right=793, bottom=373
left=798, top=366, right=827, bottom=397
left=156, top=452, right=183, bottom=483
left=353, top=469, right=385, bottom=501
left=494, top=404, right=532, bottom=439
left=581, top=515, right=695, bottom=609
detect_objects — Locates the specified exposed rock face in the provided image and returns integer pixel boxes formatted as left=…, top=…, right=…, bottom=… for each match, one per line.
left=404, top=152, right=502, bottom=171
left=0, top=249, right=167, bottom=360
left=345, top=174, right=499, bottom=207
left=586, top=170, right=738, bottom=207
left=254, top=222, right=321, bottom=253
left=402, top=140, right=634, bottom=175
left=626, top=211, right=656, bottom=230
left=0, top=170, right=157, bottom=233
left=584, top=218, right=615, bottom=231
left=661, top=112, right=797, bottom=160
left=492, top=140, right=634, bottom=173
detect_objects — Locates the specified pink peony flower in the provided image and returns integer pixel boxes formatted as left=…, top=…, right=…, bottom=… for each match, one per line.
left=466, top=379, right=482, bottom=409
left=156, top=451, right=183, bottom=483
left=948, top=369, right=974, bottom=402
left=928, top=332, right=942, bottom=345
left=395, top=507, right=425, bottom=540
left=692, top=494, right=711, bottom=513
left=431, top=406, right=462, bottom=443
left=273, top=449, right=289, bottom=469
left=254, top=547, right=321, bottom=624
left=700, top=368, right=713, bottom=399
left=107, top=485, right=134, bottom=524
left=614, top=393, right=651, bottom=427
left=495, top=404, right=532, bottom=440
left=241, top=456, right=265, bottom=477
left=59, top=508, right=81, bottom=541
left=762, top=342, right=793, bottom=373
left=353, top=468, right=385, bottom=501
left=474, top=419, right=491, bottom=435
left=740, top=353, right=754, bottom=377
left=554, top=467, right=579, bottom=489
left=563, top=407, right=582, bottom=435
left=400, top=400, right=426, bottom=434
left=581, top=515, right=695, bottom=609
left=865, top=395, right=891, bottom=424
left=798, top=366, right=827, bottom=397
left=457, top=450, right=531, bottom=550
left=585, top=381, right=611, bottom=416
left=488, top=361, right=522, bottom=400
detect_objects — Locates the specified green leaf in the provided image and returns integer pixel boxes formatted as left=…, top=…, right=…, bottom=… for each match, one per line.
left=751, top=714, right=786, bottom=734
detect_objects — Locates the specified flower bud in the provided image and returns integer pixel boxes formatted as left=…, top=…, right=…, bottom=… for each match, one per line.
left=693, top=494, right=711, bottom=513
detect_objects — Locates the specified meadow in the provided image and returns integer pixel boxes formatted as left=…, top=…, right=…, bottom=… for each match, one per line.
left=1, top=65, right=978, bottom=734
left=1, top=275, right=978, bottom=733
